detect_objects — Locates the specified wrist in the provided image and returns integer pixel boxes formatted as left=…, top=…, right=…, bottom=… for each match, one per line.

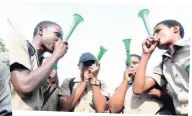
left=142, top=52, right=151, bottom=57
left=52, top=54, right=60, bottom=61
left=123, top=79, right=130, bottom=84
left=90, top=79, right=100, bottom=86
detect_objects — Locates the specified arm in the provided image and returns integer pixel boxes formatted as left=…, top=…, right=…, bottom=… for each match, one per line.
left=91, top=79, right=107, bottom=113
left=133, top=36, right=161, bottom=95
left=109, top=68, right=134, bottom=113
left=11, top=54, right=59, bottom=97
left=58, top=79, right=88, bottom=111
left=8, top=34, right=67, bottom=97
left=109, top=80, right=129, bottom=113
left=132, top=53, right=156, bottom=95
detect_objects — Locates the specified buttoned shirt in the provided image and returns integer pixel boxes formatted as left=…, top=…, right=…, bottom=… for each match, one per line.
left=147, top=38, right=190, bottom=114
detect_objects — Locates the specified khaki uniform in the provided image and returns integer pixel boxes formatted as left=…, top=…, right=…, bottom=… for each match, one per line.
left=58, top=76, right=109, bottom=112
left=111, top=85, right=165, bottom=114
left=0, top=62, right=12, bottom=116
left=147, top=39, right=190, bottom=115
left=8, top=32, right=50, bottom=110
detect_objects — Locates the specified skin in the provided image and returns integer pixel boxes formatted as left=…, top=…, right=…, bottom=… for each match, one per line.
left=132, top=24, right=181, bottom=112
left=59, top=61, right=107, bottom=113
left=11, top=24, right=68, bottom=98
left=132, top=24, right=181, bottom=95
left=109, top=55, right=170, bottom=113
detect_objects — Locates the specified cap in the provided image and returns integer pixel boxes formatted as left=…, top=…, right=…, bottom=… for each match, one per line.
left=79, top=52, right=96, bottom=64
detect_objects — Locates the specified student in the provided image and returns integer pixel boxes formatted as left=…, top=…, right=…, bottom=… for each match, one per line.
left=109, top=54, right=171, bottom=114
left=58, top=52, right=109, bottom=113
left=0, top=61, right=12, bottom=116
left=8, top=21, right=68, bottom=110
left=133, top=19, right=190, bottom=115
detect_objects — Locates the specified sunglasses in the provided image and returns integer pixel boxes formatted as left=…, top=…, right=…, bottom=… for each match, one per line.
left=82, top=60, right=95, bottom=67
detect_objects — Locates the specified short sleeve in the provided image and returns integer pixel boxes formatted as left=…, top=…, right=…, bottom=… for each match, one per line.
left=0, top=62, right=12, bottom=115
left=57, top=78, right=71, bottom=96
left=8, top=32, right=32, bottom=71
left=100, top=80, right=109, bottom=100
left=146, top=63, right=165, bottom=87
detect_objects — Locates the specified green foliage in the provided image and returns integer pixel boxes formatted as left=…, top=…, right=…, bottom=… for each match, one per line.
left=0, top=38, right=9, bottom=66
left=0, top=38, right=8, bottom=52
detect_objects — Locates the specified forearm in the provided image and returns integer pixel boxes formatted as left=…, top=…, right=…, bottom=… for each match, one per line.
left=133, top=53, right=151, bottom=94
left=23, top=55, right=59, bottom=92
left=109, top=80, right=129, bottom=113
left=60, top=82, right=87, bottom=111
left=92, top=85, right=106, bottom=113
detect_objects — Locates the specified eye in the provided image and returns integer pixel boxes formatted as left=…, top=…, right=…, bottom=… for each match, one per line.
left=55, top=32, right=61, bottom=37
left=155, top=29, right=161, bottom=34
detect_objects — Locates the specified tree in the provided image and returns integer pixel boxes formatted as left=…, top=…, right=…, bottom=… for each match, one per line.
left=0, top=38, right=8, bottom=52
left=0, top=38, right=9, bottom=66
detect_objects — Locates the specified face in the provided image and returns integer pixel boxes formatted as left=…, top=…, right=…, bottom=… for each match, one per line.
left=153, top=24, right=178, bottom=49
left=129, top=56, right=140, bottom=71
left=79, top=60, right=95, bottom=76
left=39, top=25, right=63, bottom=53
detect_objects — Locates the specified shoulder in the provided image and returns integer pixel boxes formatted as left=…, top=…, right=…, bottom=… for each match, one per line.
left=60, top=77, right=74, bottom=86
left=0, top=62, right=8, bottom=72
left=7, top=32, right=28, bottom=48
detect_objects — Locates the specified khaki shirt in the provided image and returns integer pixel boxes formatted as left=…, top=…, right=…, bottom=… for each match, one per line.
left=111, top=85, right=163, bottom=114
left=0, top=62, right=12, bottom=115
left=147, top=39, right=190, bottom=115
left=8, top=32, right=49, bottom=110
left=58, top=76, right=109, bottom=112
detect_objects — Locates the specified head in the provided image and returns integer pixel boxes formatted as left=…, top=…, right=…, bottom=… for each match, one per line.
left=78, top=52, right=97, bottom=77
left=153, top=19, right=184, bottom=49
left=33, top=21, right=63, bottom=53
left=126, top=54, right=141, bottom=70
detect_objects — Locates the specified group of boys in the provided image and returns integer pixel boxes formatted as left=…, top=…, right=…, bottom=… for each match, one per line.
left=8, top=19, right=190, bottom=115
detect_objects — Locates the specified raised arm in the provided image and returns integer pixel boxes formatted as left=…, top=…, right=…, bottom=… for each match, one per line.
left=9, top=36, right=68, bottom=97
left=58, top=78, right=88, bottom=111
left=133, top=36, right=160, bottom=95
left=109, top=68, right=134, bottom=113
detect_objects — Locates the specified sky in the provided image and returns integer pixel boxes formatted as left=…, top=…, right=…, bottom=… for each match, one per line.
left=1, top=1, right=192, bottom=93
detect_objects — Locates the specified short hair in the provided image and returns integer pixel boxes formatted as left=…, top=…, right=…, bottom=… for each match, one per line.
left=125, top=54, right=141, bottom=67
left=130, top=54, right=141, bottom=60
left=154, top=19, right=184, bottom=38
left=33, top=21, right=61, bottom=37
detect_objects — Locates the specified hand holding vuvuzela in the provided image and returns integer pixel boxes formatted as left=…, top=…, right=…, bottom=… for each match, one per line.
left=138, top=9, right=159, bottom=50
left=53, top=40, right=68, bottom=59
left=142, top=36, right=160, bottom=54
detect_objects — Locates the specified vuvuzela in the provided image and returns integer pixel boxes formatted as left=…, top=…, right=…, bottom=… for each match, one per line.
left=123, top=39, right=131, bottom=67
left=64, top=13, right=84, bottom=41
left=138, top=9, right=151, bottom=36
left=96, top=46, right=107, bottom=65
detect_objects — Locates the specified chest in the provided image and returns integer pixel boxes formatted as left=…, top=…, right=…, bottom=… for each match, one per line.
left=123, top=87, right=163, bottom=114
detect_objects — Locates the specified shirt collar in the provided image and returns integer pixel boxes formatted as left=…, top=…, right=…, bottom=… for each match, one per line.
left=73, top=75, right=83, bottom=83
left=162, top=38, right=188, bottom=59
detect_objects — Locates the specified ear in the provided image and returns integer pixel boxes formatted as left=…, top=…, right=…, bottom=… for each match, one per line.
left=38, top=27, right=44, bottom=36
left=78, top=64, right=81, bottom=69
left=173, top=25, right=180, bottom=34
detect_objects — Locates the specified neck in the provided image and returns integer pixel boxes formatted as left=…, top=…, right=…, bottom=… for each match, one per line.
left=32, top=36, right=45, bottom=58
left=168, top=35, right=181, bottom=52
